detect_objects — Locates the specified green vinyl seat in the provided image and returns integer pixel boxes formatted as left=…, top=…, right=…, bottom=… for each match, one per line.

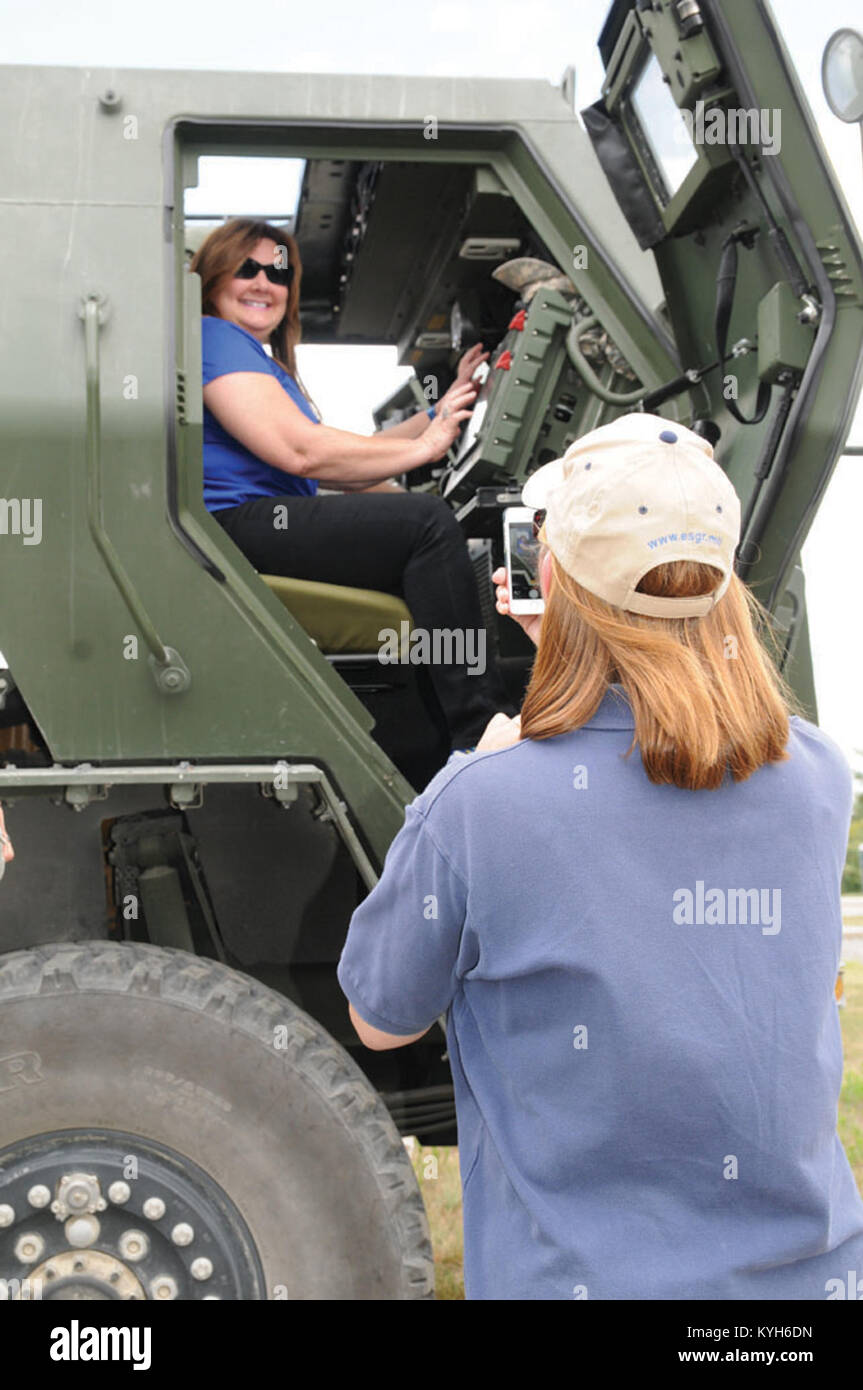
left=260, top=574, right=412, bottom=655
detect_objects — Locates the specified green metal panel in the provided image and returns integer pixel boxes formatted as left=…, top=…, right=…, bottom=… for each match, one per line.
left=631, top=0, right=863, bottom=614
left=757, top=281, right=816, bottom=384
left=591, top=0, right=863, bottom=721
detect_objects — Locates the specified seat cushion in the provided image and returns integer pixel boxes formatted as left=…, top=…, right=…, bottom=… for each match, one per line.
left=260, top=574, right=411, bottom=654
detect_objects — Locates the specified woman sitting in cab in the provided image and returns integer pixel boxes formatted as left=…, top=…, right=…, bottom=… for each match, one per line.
left=190, top=217, right=508, bottom=755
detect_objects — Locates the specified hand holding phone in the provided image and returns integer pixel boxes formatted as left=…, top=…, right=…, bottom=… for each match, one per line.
left=503, top=506, right=544, bottom=614
left=503, top=507, right=543, bottom=613
left=492, top=566, right=544, bottom=647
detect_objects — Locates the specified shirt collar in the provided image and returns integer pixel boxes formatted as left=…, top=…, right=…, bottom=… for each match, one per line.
left=580, top=684, right=635, bottom=731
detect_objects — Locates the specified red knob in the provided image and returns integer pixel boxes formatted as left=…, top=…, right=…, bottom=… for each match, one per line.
left=508, top=310, right=527, bottom=332
left=494, top=350, right=513, bottom=371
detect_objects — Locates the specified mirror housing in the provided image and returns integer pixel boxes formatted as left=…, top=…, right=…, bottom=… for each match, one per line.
left=821, top=28, right=863, bottom=124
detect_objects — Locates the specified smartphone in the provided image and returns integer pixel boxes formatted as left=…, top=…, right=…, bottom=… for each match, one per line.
left=503, top=507, right=544, bottom=615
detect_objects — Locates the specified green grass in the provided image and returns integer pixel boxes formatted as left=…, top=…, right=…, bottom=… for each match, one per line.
left=838, top=961, right=863, bottom=1185
left=409, top=961, right=863, bottom=1300
left=406, top=1143, right=465, bottom=1300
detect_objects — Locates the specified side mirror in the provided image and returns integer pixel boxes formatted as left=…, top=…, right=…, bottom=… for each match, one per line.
left=822, top=28, right=863, bottom=156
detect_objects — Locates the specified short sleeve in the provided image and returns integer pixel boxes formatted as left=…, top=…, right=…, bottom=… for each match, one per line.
left=337, top=804, right=468, bottom=1035
left=201, top=317, right=275, bottom=386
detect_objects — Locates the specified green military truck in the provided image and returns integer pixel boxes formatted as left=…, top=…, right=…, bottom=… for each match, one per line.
left=0, top=0, right=861, bottom=1299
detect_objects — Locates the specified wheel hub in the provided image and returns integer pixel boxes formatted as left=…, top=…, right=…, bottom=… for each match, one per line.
left=0, top=1131, right=264, bottom=1300
left=30, top=1249, right=145, bottom=1301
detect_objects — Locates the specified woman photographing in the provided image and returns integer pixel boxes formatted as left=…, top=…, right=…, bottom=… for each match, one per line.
left=338, top=413, right=863, bottom=1299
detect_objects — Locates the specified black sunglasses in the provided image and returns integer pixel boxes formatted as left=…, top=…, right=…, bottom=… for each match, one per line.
left=234, top=257, right=294, bottom=288
left=532, top=509, right=547, bottom=540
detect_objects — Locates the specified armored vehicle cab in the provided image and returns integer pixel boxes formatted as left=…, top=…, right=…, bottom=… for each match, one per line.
left=0, top=0, right=861, bottom=1300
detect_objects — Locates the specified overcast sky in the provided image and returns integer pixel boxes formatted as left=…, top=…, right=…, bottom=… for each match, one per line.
left=3, top=0, right=862, bottom=769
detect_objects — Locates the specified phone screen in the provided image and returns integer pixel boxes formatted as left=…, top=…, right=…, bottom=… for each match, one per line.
left=507, top=522, right=542, bottom=602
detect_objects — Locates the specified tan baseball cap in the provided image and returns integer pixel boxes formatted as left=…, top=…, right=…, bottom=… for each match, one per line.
left=521, top=413, right=741, bottom=617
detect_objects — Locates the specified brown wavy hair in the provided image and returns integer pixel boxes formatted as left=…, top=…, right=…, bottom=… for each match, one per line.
left=519, top=550, right=798, bottom=790
left=189, top=217, right=318, bottom=413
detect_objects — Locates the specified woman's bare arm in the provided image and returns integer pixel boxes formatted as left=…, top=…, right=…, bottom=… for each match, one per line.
left=372, top=410, right=432, bottom=441
left=202, top=373, right=475, bottom=485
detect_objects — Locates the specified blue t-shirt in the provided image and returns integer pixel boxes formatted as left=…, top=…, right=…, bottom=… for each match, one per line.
left=337, top=686, right=863, bottom=1300
left=201, top=315, right=319, bottom=511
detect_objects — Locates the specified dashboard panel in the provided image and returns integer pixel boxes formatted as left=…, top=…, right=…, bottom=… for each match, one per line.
left=438, top=288, right=584, bottom=507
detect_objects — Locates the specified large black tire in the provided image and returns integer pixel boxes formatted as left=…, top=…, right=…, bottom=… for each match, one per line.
left=0, top=942, right=434, bottom=1300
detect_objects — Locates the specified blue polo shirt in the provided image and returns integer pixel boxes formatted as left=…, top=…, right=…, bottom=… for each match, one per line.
left=337, top=686, right=863, bottom=1300
left=201, top=315, right=319, bottom=511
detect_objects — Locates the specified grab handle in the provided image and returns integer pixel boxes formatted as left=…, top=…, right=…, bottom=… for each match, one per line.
left=80, top=294, right=190, bottom=694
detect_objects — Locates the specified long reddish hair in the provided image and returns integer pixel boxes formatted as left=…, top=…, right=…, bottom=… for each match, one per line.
left=519, top=551, right=798, bottom=790
left=189, top=217, right=317, bottom=411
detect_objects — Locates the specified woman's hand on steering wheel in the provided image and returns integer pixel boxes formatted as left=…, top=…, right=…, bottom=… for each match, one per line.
left=422, top=382, right=478, bottom=460
left=433, top=344, right=489, bottom=420
left=453, top=342, right=489, bottom=387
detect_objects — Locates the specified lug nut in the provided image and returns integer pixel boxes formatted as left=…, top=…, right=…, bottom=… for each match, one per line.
left=51, top=1172, right=103, bottom=1220
left=190, top=1257, right=213, bottom=1281
left=171, top=1222, right=194, bottom=1247
left=27, top=1184, right=51, bottom=1209
left=65, top=1215, right=100, bottom=1248
left=142, top=1197, right=166, bottom=1220
left=150, top=1275, right=178, bottom=1300
left=0, top=1205, right=15, bottom=1228
left=14, top=1232, right=45, bottom=1263
left=118, top=1230, right=149, bottom=1262
left=65, top=1180, right=94, bottom=1211
left=108, top=1181, right=131, bottom=1205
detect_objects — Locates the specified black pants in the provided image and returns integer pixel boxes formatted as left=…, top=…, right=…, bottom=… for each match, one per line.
left=212, top=491, right=508, bottom=749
